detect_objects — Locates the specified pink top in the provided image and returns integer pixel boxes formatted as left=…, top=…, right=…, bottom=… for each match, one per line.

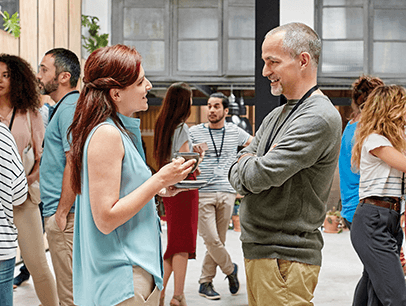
left=0, top=108, right=45, bottom=181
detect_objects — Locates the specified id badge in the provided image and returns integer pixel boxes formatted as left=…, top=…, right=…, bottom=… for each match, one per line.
left=213, top=166, right=223, bottom=176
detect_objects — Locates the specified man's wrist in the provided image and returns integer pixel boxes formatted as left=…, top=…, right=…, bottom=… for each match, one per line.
left=238, top=153, right=255, bottom=163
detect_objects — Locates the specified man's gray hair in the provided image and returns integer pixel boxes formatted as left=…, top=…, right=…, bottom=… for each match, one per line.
left=266, top=22, right=321, bottom=67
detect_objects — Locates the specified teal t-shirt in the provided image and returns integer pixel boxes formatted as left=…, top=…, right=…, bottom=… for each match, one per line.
left=73, top=115, right=163, bottom=306
left=40, top=91, right=79, bottom=217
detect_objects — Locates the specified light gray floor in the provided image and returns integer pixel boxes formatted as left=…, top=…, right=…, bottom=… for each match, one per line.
left=13, top=226, right=363, bottom=306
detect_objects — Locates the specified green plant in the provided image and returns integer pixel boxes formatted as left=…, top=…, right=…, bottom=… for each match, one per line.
left=326, top=206, right=341, bottom=218
left=325, top=206, right=343, bottom=233
left=0, top=6, right=20, bottom=38
left=82, top=15, right=109, bottom=54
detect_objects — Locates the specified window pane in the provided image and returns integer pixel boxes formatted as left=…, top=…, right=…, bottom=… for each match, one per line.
left=229, top=7, right=254, bottom=38
left=124, top=8, right=164, bottom=40
left=178, top=8, right=218, bottom=39
left=373, top=0, right=406, bottom=8
left=124, top=0, right=165, bottom=7
left=178, top=41, right=218, bottom=71
left=228, top=40, right=254, bottom=72
left=229, top=0, right=255, bottom=5
left=178, top=0, right=218, bottom=7
left=321, top=41, right=363, bottom=73
left=322, top=8, right=363, bottom=39
left=124, top=40, right=165, bottom=72
left=323, top=0, right=363, bottom=5
left=0, top=0, right=18, bottom=32
left=374, top=9, right=406, bottom=40
left=373, top=42, right=406, bottom=74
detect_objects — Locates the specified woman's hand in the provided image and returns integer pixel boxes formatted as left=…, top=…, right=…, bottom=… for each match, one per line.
left=158, top=186, right=189, bottom=197
left=156, top=157, right=196, bottom=187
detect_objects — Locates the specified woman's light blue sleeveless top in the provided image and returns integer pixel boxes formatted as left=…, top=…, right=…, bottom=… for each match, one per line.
left=73, top=114, right=163, bottom=306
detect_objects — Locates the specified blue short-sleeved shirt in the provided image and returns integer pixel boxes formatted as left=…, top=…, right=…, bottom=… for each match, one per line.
left=40, top=91, right=79, bottom=217
left=338, top=121, right=360, bottom=222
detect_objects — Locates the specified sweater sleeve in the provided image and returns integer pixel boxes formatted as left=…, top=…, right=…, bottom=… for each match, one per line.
left=228, top=114, right=268, bottom=195
left=230, top=110, right=339, bottom=194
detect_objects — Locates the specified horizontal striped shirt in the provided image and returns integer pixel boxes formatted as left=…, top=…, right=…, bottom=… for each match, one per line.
left=190, top=122, right=250, bottom=193
left=0, top=123, right=28, bottom=260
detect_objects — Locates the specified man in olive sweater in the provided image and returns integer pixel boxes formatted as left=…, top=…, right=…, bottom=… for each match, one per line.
left=228, top=22, right=342, bottom=306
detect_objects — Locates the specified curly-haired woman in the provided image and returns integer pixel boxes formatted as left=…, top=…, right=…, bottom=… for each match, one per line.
left=339, top=75, right=384, bottom=229
left=351, top=85, right=406, bottom=305
left=0, top=54, right=58, bottom=305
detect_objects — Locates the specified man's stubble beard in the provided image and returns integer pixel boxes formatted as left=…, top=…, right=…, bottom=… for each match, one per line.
left=39, top=77, right=59, bottom=96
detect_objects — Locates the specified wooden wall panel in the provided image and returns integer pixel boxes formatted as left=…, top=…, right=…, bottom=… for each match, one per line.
left=38, top=0, right=54, bottom=60
left=0, top=0, right=81, bottom=73
left=0, top=30, right=19, bottom=55
left=69, top=0, right=82, bottom=59
left=19, top=0, right=38, bottom=69
left=54, top=0, right=69, bottom=48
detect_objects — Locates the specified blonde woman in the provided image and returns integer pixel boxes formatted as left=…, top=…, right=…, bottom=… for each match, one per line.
left=351, top=85, right=406, bottom=305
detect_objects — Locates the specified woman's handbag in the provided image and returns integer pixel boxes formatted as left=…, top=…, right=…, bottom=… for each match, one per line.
left=22, top=111, right=41, bottom=204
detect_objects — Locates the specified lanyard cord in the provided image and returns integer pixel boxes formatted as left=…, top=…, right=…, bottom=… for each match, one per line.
left=209, top=126, right=225, bottom=162
left=8, top=107, right=16, bottom=130
left=48, top=90, right=79, bottom=124
left=264, top=85, right=319, bottom=152
left=42, top=90, right=79, bottom=149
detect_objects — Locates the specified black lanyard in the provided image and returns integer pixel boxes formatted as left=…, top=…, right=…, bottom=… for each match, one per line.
left=48, top=90, right=79, bottom=124
left=8, top=107, right=16, bottom=130
left=209, top=126, right=225, bottom=162
left=264, top=85, right=319, bottom=152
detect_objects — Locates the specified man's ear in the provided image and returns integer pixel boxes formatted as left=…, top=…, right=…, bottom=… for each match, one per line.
left=299, top=52, right=311, bottom=69
left=109, top=88, right=120, bottom=102
left=58, top=71, right=72, bottom=86
left=225, top=108, right=229, bottom=115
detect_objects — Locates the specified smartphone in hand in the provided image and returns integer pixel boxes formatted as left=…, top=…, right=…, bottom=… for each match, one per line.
left=193, top=142, right=208, bottom=152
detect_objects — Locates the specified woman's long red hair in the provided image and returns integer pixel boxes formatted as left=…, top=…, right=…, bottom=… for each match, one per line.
left=68, top=44, right=142, bottom=194
left=153, top=82, right=192, bottom=169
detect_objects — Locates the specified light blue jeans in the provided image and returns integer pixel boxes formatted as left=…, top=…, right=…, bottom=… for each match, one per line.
left=0, top=257, right=16, bottom=306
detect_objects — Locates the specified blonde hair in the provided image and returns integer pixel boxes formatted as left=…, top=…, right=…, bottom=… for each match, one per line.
left=352, top=85, right=406, bottom=170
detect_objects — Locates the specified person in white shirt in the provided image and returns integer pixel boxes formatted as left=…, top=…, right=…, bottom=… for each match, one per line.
left=351, top=84, right=406, bottom=305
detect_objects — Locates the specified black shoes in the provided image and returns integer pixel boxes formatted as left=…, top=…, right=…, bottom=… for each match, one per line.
left=13, top=265, right=30, bottom=288
left=226, top=263, right=240, bottom=295
left=199, top=263, right=240, bottom=299
left=199, top=282, right=221, bottom=300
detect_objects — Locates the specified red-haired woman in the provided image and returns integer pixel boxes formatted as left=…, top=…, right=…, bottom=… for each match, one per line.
left=153, top=83, right=199, bottom=306
left=68, top=45, right=195, bottom=306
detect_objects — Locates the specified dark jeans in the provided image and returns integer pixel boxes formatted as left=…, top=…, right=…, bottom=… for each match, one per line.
left=351, top=202, right=406, bottom=306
